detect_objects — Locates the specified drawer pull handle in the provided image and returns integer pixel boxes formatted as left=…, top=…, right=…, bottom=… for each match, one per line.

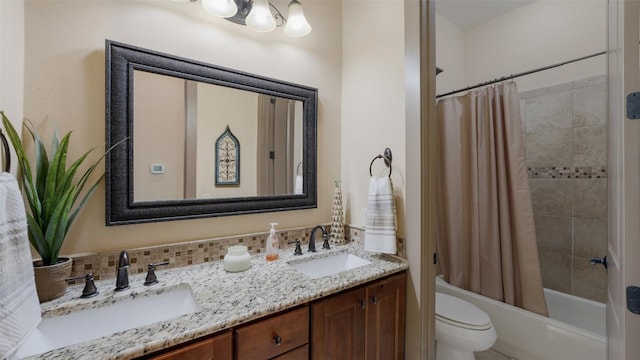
left=359, top=300, right=366, bottom=309
left=274, top=335, right=282, bottom=346
left=371, top=297, right=378, bottom=304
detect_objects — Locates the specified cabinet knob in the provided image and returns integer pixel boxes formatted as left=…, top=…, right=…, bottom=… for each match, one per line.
left=359, top=300, right=366, bottom=309
left=273, top=335, right=282, bottom=346
left=371, top=297, right=378, bottom=304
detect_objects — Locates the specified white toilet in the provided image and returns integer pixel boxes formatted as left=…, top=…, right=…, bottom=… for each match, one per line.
left=435, top=292, right=497, bottom=360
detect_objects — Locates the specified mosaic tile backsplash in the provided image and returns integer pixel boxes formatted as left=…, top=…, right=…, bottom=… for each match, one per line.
left=67, top=224, right=403, bottom=283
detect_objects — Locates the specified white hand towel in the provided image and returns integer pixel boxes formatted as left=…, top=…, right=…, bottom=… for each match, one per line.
left=294, top=175, right=303, bottom=194
left=364, top=176, right=397, bottom=254
left=0, top=173, right=41, bottom=359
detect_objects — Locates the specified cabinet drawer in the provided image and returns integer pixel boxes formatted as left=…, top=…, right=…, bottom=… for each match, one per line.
left=149, top=331, right=232, bottom=360
left=235, top=306, right=309, bottom=360
left=272, top=345, right=309, bottom=360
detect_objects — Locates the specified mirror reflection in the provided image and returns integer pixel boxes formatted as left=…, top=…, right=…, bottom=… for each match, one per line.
left=133, top=71, right=303, bottom=202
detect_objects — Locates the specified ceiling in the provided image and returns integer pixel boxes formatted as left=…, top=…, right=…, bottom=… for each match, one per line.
left=436, top=0, right=534, bottom=31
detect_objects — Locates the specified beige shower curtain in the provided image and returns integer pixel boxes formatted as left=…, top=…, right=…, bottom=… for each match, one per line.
left=436, top=82, right=548, bottom=316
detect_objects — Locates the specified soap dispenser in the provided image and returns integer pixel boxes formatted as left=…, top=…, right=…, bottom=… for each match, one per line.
left=266, top=223, right=280, bottom=261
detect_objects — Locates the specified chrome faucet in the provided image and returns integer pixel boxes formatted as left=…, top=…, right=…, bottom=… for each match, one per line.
left=309, top=225, right=331, bottom=252
left=115, top=250, right=130, bottom=291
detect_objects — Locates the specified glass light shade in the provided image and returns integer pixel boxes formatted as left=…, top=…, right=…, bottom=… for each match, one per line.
left=245, top=0, right=276, bottom=32
left=284, top=0, right=311, bottom=37
left=202, top=0, right=238, bottom=18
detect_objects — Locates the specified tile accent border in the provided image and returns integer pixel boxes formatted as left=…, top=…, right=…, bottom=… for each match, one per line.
left=528, top=166, right=607, bottom=179
left=67, top=224, right=405, bottom=283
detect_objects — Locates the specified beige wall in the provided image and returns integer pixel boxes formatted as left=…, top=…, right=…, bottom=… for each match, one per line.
left=196, top=84, right=258, bottom=198
left=21, top=0, right=342, bottom=254
left=0, top=0, right=25, bottom=173
left=436, top=0, right=606, bottom=93
left=435, top=13, right=465, bottom=95
left=341, top=0, right=406, bottom=232
left=133, top=71, right=186, bottom=201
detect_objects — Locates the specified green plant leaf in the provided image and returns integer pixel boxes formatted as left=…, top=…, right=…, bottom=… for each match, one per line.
left=1, top=111, right=123, bottom=265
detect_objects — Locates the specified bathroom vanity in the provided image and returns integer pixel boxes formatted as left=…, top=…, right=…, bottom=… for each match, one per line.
left=145, top=272, right=406, bottom=360
left=24, top=244, right=407, bottom=360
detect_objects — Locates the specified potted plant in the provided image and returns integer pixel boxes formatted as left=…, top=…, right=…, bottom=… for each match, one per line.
left=1, top=111, right=108, bottom=302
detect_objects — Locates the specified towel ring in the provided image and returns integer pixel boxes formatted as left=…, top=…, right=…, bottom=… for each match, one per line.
left=0, top=129, right=10, bottom=173
left=369, top=148, right=392, bottom=177
left=296, top=162, right=303, bottom=176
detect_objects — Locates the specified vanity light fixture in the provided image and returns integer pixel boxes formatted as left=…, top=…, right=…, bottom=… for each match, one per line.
left=190, top=0, right=312, bottom=37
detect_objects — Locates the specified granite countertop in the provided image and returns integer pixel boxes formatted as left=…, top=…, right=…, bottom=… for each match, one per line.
left=26, top=243, right=408, bottom=360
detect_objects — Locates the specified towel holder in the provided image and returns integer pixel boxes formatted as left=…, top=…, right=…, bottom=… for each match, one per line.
left=0, top=128, right=10, bottom=173
left=369, top=148, right=392, bottom=177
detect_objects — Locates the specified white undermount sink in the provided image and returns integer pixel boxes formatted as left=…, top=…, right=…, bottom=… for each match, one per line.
left=289, top=252, right=372, bottom=279
left=15, top=283, right=200, bottom=359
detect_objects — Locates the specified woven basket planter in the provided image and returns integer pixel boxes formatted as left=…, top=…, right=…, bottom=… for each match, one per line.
left=33, top=257, right=72, bottom=303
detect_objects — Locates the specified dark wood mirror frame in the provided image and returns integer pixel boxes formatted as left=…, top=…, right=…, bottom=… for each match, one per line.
left=105, top=40, right=318, bottom=225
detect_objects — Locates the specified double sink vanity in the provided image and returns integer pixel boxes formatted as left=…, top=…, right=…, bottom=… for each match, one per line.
left=17, top=243, right=407, bottom=359
left=14, top=41, right=409, bottom=360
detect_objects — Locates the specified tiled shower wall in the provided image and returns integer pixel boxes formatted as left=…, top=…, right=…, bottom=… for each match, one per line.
left=520, top=75, right=607, bottom=303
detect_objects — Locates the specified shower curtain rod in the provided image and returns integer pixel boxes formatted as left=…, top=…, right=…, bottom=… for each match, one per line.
left=436, top=50, right=606, bottom=99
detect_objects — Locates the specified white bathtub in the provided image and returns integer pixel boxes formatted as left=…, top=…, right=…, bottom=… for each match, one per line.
left=435, top=276, right=606, bottom=360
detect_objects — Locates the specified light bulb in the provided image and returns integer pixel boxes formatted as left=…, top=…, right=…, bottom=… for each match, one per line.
left=246, top=0, right=276, bottom=32
left=284, top=0, right=311, bottom=37
left=202, top=0, right=238, bottom=18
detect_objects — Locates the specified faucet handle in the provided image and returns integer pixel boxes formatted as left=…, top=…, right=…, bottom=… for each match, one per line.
left=144, top=261, right=170, bottom=286
left=288, top=240, right=303, bottom=255
left=322, top=234, right=331, bottom=250
left=66, top=273, right=99, bottom=298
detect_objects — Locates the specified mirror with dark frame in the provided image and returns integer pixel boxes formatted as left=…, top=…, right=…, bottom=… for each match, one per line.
left=105, top=40, right=318, bottom=225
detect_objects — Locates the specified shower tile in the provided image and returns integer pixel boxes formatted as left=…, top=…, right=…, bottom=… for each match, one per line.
left=573, top=84, right=606, bottom=128
left=573, top=126, right=606, bottom=167
left=572, top=75, right=606, bottom=89
left=573, top=217, right=607, bottom=258
left=539, top=250, right=572, bottom=294
left=525, top=129, right=573, bottom=167
left=520, top=99, right=527, bottom=133
left=573, top=179, right=607, bottom=220
left=526, top=91, right=573, bottom=133
left=572, top=255, right=607, bottom=303
left=534, top=215, right=572, bottom=254
left=529, top=179, right=573, bottom=217
left=519, top=82, right=573, bottom=100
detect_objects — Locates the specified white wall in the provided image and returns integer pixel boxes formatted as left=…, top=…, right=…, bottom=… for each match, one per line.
left=436, top=0, right=607, bottom=94
left=0, top=0, right=25, bottom=173
left=435, top=13, right=465, bottom=95
left=21, top=0, right=342, bottom=254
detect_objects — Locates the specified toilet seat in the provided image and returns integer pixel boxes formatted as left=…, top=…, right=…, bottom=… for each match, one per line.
left=436, top=293, right=492, bottom=331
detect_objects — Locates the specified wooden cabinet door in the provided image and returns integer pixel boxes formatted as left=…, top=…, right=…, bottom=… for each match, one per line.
left=311, top=287, right=367, bottom=360
left=149, top=331, right=232, bottom=360
left=365, top=272, right=406, bottom=360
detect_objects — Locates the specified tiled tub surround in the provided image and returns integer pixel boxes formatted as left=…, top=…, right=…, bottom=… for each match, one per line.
left=520, top=75, right=607, bottom=303
left=25, top=243, right=408, bottom=359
